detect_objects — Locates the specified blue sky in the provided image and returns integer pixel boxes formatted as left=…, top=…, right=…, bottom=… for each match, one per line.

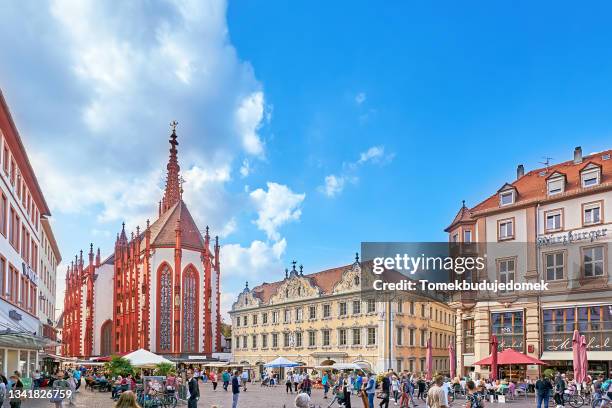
left=1, top=1, right=612, bottom=318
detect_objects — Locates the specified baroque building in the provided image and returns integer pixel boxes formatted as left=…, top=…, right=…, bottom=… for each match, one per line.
left=447, top=146, right=612, bottom=380
left=230, top=256, right=455, bottom=375
left=62, top=125, right=222, bottom=358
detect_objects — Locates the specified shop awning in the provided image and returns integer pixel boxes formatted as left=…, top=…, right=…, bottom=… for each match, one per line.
left=39, top=353, right=77, bottom=362
left=540, top=351, right=612, bottom=361
left=0, top=331, right=53, bottom=349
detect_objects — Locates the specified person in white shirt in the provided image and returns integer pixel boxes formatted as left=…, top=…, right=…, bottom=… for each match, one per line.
left=292, top=372, right=300, bottom=393
left=442, top=379, right=452, bottom=406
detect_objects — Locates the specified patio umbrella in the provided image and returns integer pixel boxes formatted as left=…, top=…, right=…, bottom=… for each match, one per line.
left=490, top=335, right=498, bottom=381
left=448, top=340, right=456, bottom=379
left=579, top=335, right=588, bottom=383
left=123, top=348, right=174, bottom=369
left=572, top=330, right=582, bottom=383
left=264, top=357, right=299, bottom=368
left=426, top=336, right=433, bottom=381
left=474, top=348, right=548, bottom=365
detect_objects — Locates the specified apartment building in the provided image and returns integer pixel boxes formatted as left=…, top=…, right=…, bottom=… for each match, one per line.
left=447, top=146, right=611, bottom=379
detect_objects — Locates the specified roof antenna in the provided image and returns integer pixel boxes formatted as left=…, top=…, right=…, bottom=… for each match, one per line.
left=539, top=157, right=553, bottom=172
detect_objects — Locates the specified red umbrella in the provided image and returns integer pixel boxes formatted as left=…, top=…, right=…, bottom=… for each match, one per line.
left=474, top=348, right=548, bottom=365
left=490, top=335, right=498, bottom=380
left=579, top=335, right=588, bottom=383
left=572, top=330, right=582, bottom=383
left=448, top=340, right=456, bottom=379
left=426, top=336, right=433, bottom=381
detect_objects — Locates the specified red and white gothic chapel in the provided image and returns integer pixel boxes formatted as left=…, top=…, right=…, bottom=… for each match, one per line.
left=62, top=124, right=222, bottom=358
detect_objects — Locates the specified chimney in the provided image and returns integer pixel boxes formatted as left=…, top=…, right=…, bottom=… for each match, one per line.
left=517, top=164, right=524, bottom=179
left=574, top=146, right=582, bottom=164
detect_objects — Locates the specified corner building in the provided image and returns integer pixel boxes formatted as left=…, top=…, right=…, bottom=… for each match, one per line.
left=230, top=258, right=455, bottom=375
left=62, top=127, right=222, bottom=358
left=0, top=89, right=61, bottom=376
left=447, top=146, right=612, bottom=380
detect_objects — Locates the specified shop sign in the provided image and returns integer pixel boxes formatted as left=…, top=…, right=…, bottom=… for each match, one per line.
left=9, top=310, right=22, bottom=321
left=537, top=228, right=608, bottom=247
left=543, top=333, right=611, bottom=352
left=21, top=263, right=38, bottom=286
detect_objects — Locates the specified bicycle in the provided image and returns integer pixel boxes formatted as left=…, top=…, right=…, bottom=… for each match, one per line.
left=549, top=391, right=585, bottom=408
left=592, top=396, right=612, bottom=408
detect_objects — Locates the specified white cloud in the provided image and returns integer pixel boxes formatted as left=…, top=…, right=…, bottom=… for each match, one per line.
left=319, top=145, right=393, bottom=198
left=220, top=238, right=286, bottom=279
left=236, top=91, right=266, bottom=156
left=355, top=92, right=366, bottom=105
left=0, top=0, right=283, bottom=311
left=250, top=183, right=305, bottom=241
left=239, top=159, right=251, bottom=177
left=358, top=145, right=385, bottom=164
left=320, top=174, right=346, bottom=197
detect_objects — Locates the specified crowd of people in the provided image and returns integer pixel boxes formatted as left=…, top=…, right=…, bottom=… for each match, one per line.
left=2, top=363, right=608, bottom=408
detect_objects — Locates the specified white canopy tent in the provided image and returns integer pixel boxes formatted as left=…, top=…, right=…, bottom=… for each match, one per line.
left=264, top=357, right=300, bottom=368
left=123, top=349, right=175, bottom=369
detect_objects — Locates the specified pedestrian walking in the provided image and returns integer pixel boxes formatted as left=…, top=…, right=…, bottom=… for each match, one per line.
left=536, top=375, right=553, bottom=408
left=365, top=373, right=376, bottom=408
left=186, top=369, right=200, bottom=408
left=241, top=370, right=248, bottom=392
left=211, top=371, right=218, bottom=391
left=66, top=372, right=77, bottom=406
left=426, top=375, right=448, bottom=408
left=222, top=370, right=230, bottom=391
left=286, top=371, right=294, bottom=394
left=231, top=371, right=240, bottom=408
left=8, top=374, right=23, bottom=408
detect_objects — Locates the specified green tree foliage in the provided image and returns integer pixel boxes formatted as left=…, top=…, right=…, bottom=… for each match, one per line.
left=154, top=362, right=175, bottom=376
left=105, top=356, right=134, bottom=377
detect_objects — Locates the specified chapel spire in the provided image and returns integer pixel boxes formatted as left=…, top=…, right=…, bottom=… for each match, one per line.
left=162, top=120, right=181, bottom=213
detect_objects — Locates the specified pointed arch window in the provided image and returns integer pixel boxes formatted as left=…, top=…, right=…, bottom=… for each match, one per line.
left=182, top=266, right=199, bottom=352
left=157, top=264, right=173, bottom=352
left=100, top=320, right=113, bottom=356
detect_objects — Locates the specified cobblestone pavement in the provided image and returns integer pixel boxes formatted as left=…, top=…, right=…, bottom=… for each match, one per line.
left=16, top=383, right=543, bottom=408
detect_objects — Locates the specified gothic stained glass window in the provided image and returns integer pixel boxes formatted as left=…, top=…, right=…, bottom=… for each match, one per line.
left=158, top=264, right=173, bottom=351
left=182, top=266, right=199, bottom=352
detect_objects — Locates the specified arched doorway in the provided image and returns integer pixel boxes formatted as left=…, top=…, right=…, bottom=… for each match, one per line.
left=182, top=265, right=199, bottom=353
left=320, top=359, right=336, bottom=366
left=100, top=320, right=113, bottom=356
left=156, top=263, right=173, bottom=352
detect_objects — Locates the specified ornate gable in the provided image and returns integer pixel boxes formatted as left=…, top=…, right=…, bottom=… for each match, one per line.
left=332, top=263, right=361, bottom=295
left=268, top=275, right=321, bottom=304
left=232, top=286, right=262, bottom=311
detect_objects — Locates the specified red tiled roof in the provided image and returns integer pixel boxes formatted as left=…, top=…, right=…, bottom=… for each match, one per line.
left=251, top=264, right=352, bottom=303
left=470, top=149, right=612, bottom=214
left=445, top=202, right=474, bottom=232
left=149, top=200, right=205, bottom=250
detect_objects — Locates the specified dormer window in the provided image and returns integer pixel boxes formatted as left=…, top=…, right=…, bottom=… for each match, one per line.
left=497, top=183, right=517, bottom=207
left=499, top=191, right=515, bottom=206
left=580, top=163, right=601, bottom=188
left=546, top=172, right=566, bottom=196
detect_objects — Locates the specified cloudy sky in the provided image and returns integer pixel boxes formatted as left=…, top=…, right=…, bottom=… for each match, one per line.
left=2, top=0, right=612, bottom=320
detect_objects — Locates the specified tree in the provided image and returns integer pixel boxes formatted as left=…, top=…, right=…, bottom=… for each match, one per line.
left=221, top=323, right=232, bottom=339
left=154, top=362, right=175, bottom=376
left=105, top=356, right=134, bottom=377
